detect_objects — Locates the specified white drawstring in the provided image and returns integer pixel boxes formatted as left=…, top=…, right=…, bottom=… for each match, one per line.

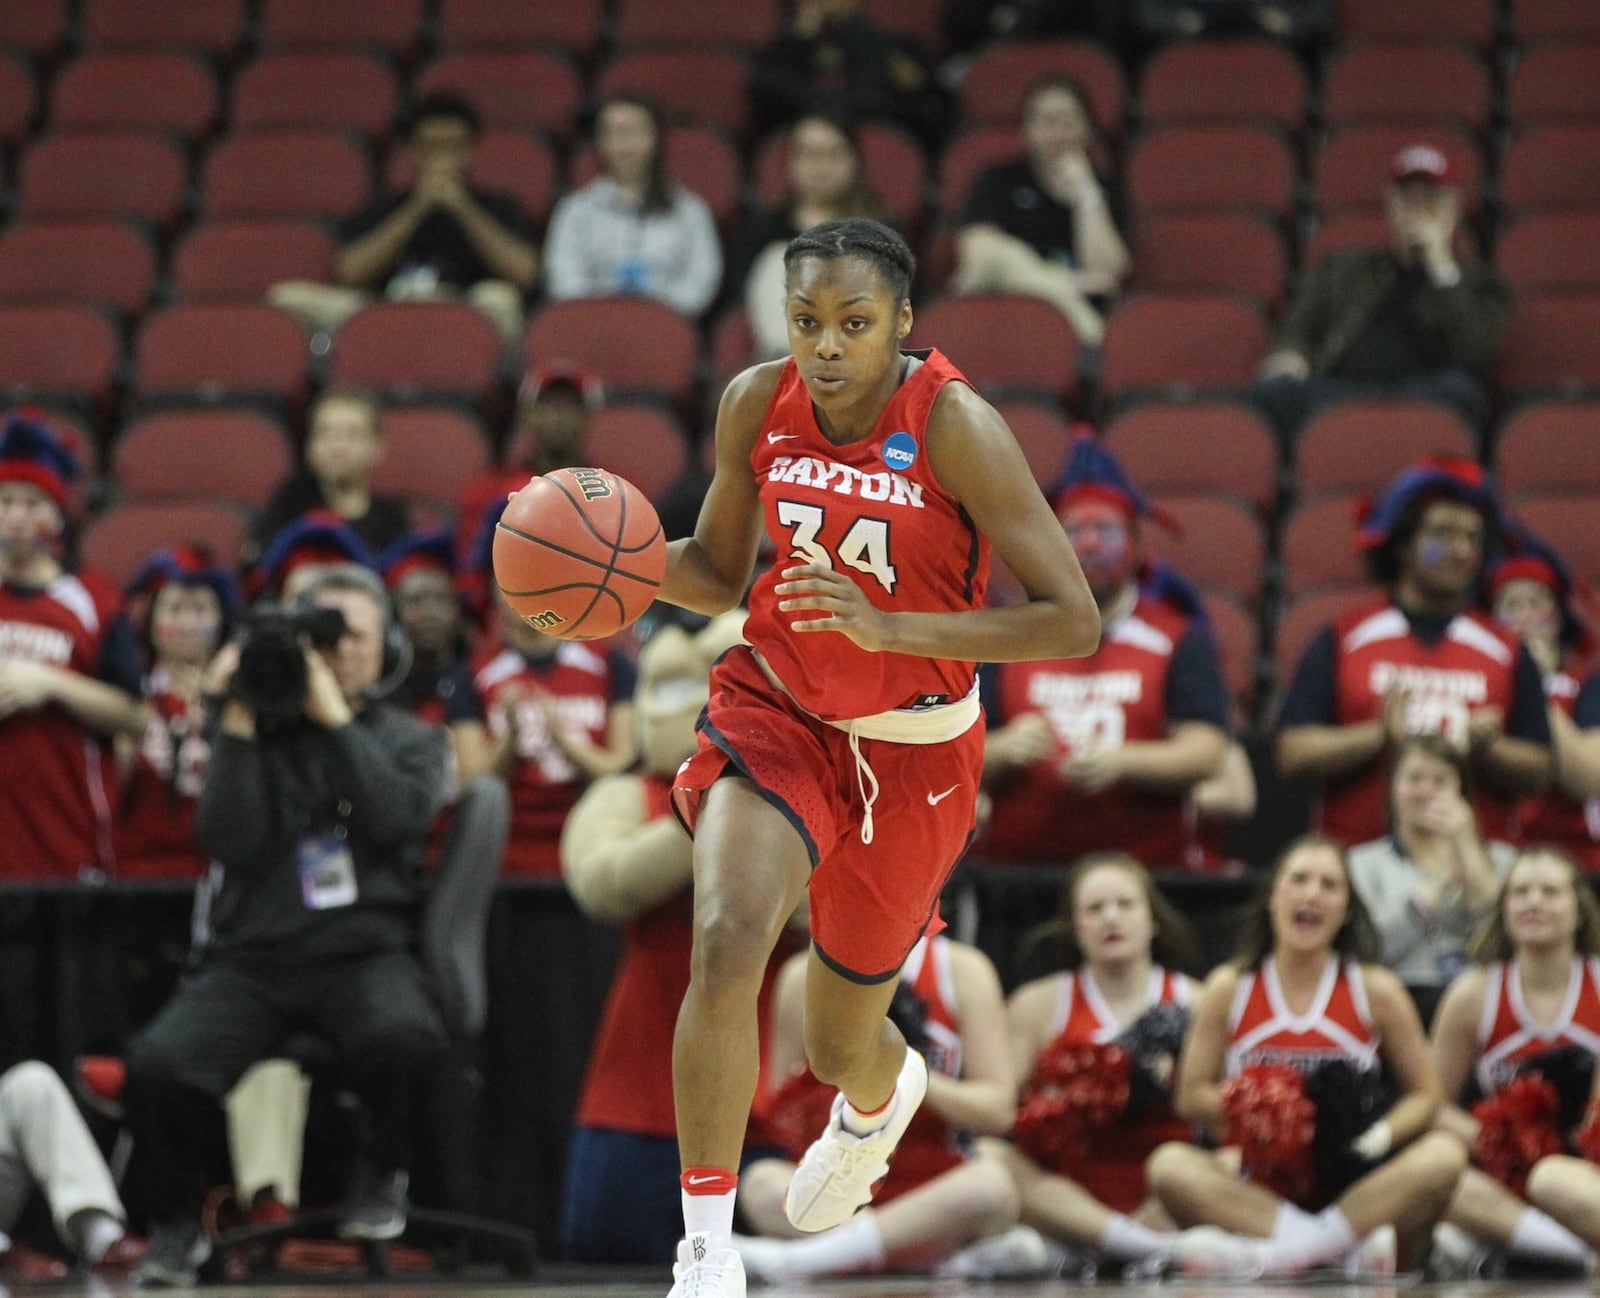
left=846, top=724, right=880, bottom=845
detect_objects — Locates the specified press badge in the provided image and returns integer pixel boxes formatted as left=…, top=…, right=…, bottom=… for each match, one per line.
left=297, top=832, right=358, bottom=910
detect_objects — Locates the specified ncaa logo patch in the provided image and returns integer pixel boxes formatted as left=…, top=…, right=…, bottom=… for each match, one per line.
left=882, top=431, right=918, bottom=473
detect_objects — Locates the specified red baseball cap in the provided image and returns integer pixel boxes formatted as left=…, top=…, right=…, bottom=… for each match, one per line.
left=519, top=360, right=603, bottom=412
left=1391, top=143, right=1455, bottom=186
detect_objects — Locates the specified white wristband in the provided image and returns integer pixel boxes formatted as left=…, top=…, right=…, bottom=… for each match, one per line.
left=1352, top=1120, right=1393, bottom=1161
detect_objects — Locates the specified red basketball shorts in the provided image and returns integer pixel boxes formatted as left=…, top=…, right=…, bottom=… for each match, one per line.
left=672, top=646, right=983, bottom=983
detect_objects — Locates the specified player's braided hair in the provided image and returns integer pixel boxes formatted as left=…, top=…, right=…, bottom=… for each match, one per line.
left=784, top=218, right=916, bottom=307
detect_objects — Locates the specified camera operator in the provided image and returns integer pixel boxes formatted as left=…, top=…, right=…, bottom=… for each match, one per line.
left=123, top=565, right=451, bottom=1288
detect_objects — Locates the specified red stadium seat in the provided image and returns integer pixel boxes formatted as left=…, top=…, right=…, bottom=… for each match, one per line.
left=1322, top=43, right=1491, bottom=134
left=1129, top=214, right=1286, bottom=309
left=0, top=57, right=36, bottom=145
left=1301, top=212, right=1389, bottom=266
left=113, top=410, right=292, bottom=510
left=585, top=405, right=691, bottom=506
left=1147, top=495, right=1266, bottom=605
left=862, top=0, right=945, bottom=51
left=753, top=122, right=928, bottom=233
left=1099, top=295, right=1271, bottom=405
left=1501, top=127, right=1600, bottom=215
left=1102, top=401, right=1278, bottom=515
left=710, top=307, right=757, bottom=388
left=0, top=0, right=68, bottom=59
left=232, top=53, right=398, bottom=138
left=53, top=53, right=218, bottom=137
left=370, top=407, right=492, bottom=507
left=388, top=130, right=560, bottom=232
left=135, top=304, right=309, bottom=411
left=201, top=132, right=369, bottom=222
left=908, top=295, right=1081, bottom=406
left=329, top=302, right=504, bottom=403
left=596, top=51, right=752, bottom=137
left=1206, top=591, right=1261, bottom=709
left=79, top=0, right=245, bottom=55
left=258, top=0, right=423, bottom=57
left=1516, top=0, right=1600, bottom=41
left=1297, top=400, right=1477, bottom=497
left=0, top=305, right=120, bottom=415
left=992, top=400, right=1075, bottom=488
left=570, top=126, right=742, bottom=235
left=1126, top=126, right=1296, bottom=220
left=959, top=41, right=1125, bottom=141
left=1313, top=125, right=1482, bottom=216
left=437, top=0, right=603, bottom=57
left=937, top=127, right=1025, bottom=222
left=80, top=504, right=249, bottom=588
left=1510, top=494, right=1600, bottom=585
left=18, top=133, right=187, bottom=227
left=524, top=299, right=702, bottom=411
left=1495, top=401, right=1600, bottom=497
left=1273, top=587, right=1375, bottom=691
left=1499, top=294, right=1600, bottom=396
left=1497, top=215, right=1600, bottom=294
left=0, top=220, right=155, bottom=316
left=1139, top=40, right=1306, bottom=132
left=1336, top=0, right=1495, bottom=49
left=416, top=52, right=583, bottom=140
left=614, top=0, right=781, bottom=49
left=170, top=220, right=336, bottom=301
left=1280, top=494, right=1366, bottom=596
left=1506, top=44, right=1600, bottom=125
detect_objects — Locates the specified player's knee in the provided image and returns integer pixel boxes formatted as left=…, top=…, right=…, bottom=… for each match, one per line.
left=1408, top=1130, right=1468, bottom=1192
left=1527, top=1156, right=1583, bottom=1216
left=690, top=895, right=777, bottom=989
left=802, top=1028, right=878, bottom=1089
left=1145, top=1141, right=1202, bottom=1197
left=0, top=1060, right=64, bottom=1114
left=963, top=1157, right=1022, bottom=1232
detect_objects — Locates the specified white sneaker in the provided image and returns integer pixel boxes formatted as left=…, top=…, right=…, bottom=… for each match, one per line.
left=1343, top=1224, right=1397, bottom=1279
left=1170, top=1225, right=1271, bottom=1280
left=669, top=1233, right=746, bottom=1298
left=783, top=1049, right=929, bottom=1233
left=728, top=1234, right=790, bottom=1284
left=935, top=1225, right=1054, bottom=1279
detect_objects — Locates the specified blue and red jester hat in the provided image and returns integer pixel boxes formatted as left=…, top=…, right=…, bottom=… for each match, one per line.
left=1488, top=526, right=1596, bottom=666
left=379, top=528, right=456, bottom=593
left=1353, top=453, right=1508, bottom=587
left=247, top=509, right=378, bottom=601
left=0, top=408, right=83, bottom=516
left=123, top=546, right=244, bottom=651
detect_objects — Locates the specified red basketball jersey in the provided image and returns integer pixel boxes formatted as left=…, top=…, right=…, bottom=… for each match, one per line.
left=1518, top=664, right=1600, bottom=870
left=743, top=350, right=990, bottom=722
left=473, top=641, right=626, bottom=877
left=113, top=671, right=209, bottom=880
left=984, top=597, right=1202, bottom=867
left=0, top=577, right=118, bottom=879
left=1225, top=957, right=1381, bottom=1077
left=1321, top=598, right=1522, bottom=844
left=1474, top=957, right=1600, bottom=1096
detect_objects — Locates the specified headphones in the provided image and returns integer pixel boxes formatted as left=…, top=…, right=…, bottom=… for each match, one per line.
left=293, top=564, right=414, bottom=698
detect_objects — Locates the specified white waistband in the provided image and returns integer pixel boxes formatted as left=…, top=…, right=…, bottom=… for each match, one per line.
left=752, top=650, right=982, bottom=744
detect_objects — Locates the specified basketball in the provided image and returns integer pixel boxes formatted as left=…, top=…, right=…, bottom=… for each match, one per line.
left=491, top=467, right=667, bottom=641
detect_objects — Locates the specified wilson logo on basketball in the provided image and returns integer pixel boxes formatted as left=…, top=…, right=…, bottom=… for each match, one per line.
left=524, top=610, right=567, bottom=630
left=571, top=468, right=614, bottom=501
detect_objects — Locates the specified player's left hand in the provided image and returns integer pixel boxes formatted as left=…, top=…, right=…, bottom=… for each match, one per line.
left=777, top=563, right=890, bottom=651
left=0, top=661, right=57, bottom=718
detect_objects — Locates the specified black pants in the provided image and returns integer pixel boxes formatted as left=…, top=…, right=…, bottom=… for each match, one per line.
left=125, top=948, right=449, bottom=1229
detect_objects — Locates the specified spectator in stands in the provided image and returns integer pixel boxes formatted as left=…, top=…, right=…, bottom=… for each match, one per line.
left=249, top=389, right=409, bottom=565
left=1254, top=144, right=1510, bottom=442
left=733, top=114, right=884, bottom=360
left=1149, top=836, right=1466, bottom=1278
left=1276, top=457, right=1552, bottom=847
left=1347, top=734, right=1512, bottom=1020
left=751, top=0, right=951, bottom=150
left=1488, top=538, right=1600, bottom=871
left=125, top=564, right=451, bottom=1287
left=561, top=611, right=762, bottom=1263
left=980, top=437, right=1229, bottom=869
left=1131, top=0, right=1331, bottom=47
left=944, top=0, right=1122, bottom=53
left=270, top=92, right=537, bottom=348
left=0, top=1061, right=144, bottom=1276
left=952, top=75, right=1129, bottom=347
left=472, top=508, right=638, bottom=878
left=543, top=95, right=722, bottom=319
left=114, top=548, right=241, bottom=881
left=0, top=413, right=145, bottom=881
left=1427, top=847, right=1600, bottom=1277
left=735, top=934, right=1023, bottom=1281
left=994, top=852, right=1197, bottom=1271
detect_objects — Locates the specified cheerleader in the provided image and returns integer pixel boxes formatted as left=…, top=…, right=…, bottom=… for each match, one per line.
left=1148, top=835, right=1466, bottom=1276
left=1430, top=846, right=1600, bottom=1273
left=997, top=852, right=1196, bottom=1266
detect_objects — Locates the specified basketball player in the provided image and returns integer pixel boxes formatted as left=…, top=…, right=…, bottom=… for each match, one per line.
left=1428, top=847, right=1600, bottom=1274
left=652, top=218, right=1100, bottom=1297
left=1147, top=836, right=1466, bottom=1277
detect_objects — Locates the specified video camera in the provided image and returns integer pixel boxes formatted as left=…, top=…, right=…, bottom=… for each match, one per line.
left=229, top=602, right=347, bottom=729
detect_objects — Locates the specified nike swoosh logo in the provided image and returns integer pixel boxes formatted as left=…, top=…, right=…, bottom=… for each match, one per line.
left=767, top=432, right=798, bottom=443
left=927, top=786, right=959, bottom=806
left=684, top=1174, right=720, bottom=1186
